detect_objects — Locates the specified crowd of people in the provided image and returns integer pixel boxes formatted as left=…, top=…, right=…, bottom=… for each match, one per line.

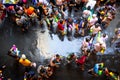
left=0, top=0, right=120, bottom=80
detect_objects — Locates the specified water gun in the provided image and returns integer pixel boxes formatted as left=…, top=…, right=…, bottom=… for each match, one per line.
left=98, top=70, right=103, bottom=76
left=88, top=15, right=92, bottom=21
left=98, top=31, right=101, bottom=38
left=24, top=75, right=27, bottom=80
left=109, top=72, right=118, bottom=80
left=100, top=48, right=105, bottom=54
left=97, top=31, right=101, bottom=42
left=90, top=28, right=93, bottom=34
left=54, top=16, right=59, bottom=22
left=46, top=18, right=50, bottom=25
left=5, top=0, right=10, bottom=3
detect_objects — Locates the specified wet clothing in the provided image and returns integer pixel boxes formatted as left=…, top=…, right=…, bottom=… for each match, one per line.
left=76, top=55, right=87, bottom=65
left=58, top=22, right=64, bottom=31
left=19, top=58, right=32, bottom=67
left=25, top=7, right=35, bottom=16
left=50, top=0, right=56, bottom=5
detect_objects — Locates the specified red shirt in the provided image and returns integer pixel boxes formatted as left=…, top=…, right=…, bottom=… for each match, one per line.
left=58, top=22, right=64, bottom=31
left=76, top=56, right=87, bottom=65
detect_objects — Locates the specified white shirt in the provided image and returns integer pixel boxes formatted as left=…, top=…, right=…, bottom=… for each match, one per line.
left=89, top=17, right=98, bottom=26
left=83, top=10, right=92, bottom=18
left=100, top=35, right=108, bottom=42
left=38, top=0, right=49, bottom=5
left=86, top=0, right=96, bottom=9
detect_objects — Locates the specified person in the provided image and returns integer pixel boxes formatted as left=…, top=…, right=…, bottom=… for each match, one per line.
left=67, top=53, right=77, bottom=64
left=102, top=9, right=115, bottom=28
left=56, top=0, right=63, bottom=10
left=15, top=15, right=29, bottom=32
left=88, top=14, right=98, bottom=28
left=10, top=45, right=20, bottom=56
left=46, top=65, right=53, bottom=77
left=37, top=65, right=49, bottom=79
left=81, top=38, right=91, bottom=55
left=106, top=0, right=116, bottom=7
left=115, top=28, right=120, bottom=39
left=85, top=0, right=96, bottom=10
left=111, top=28, right=120, bottom=43
left=76, top=54, right=88, bottom=70
left=24, top=70, right=35, bottom=80
left=66, top=17, right=73, bottom=37
left=99, top=33, right=108, bottom=43
left=103, top=68, right=120, bottom=80
left=82, top=6, right=92, bottom=19
left=24, top=6, right=35, bottom=16
left=50, top=0, right=56, bottom=8
left=0, top=65, right=6, bottom=79
left=96, top=0, right=108, bottom=6
left=57, top=19, right=65, bottom=36
left=0, top=3, right=6, bottom=23
left=88, top=62, right=104, bottom=76
left=37, top=64, right=53, bottom=78
left=18, top=54, right=36, bottom=67
left=92, top=41, right=106, bottom=54
left=90, top=23, right=101, bottom=35
left=50, top=54, right=61, bottom=68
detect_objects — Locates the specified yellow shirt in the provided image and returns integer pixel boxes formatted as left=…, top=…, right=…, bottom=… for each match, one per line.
left=19, top=58, right=31, bottom=67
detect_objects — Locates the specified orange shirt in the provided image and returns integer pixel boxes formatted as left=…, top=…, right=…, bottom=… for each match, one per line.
left=25, top=7, right=35, bottom=16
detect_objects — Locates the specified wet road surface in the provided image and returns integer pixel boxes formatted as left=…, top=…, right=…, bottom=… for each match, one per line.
left=0, top=5, right=120, bottom=80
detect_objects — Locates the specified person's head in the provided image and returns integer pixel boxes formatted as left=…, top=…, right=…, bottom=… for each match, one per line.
left=40, top=65, right=44, bottom=69
left=92, top=14, right=97, bottom=18
left=85, top=38, right=90, bottom=42
left=60, top=19, right=63, bottom=24
left=87, top=6, right=91, bottom=10
left=47, top=65, right=52, bottom=70
left=99, top=63, right=104, bottom=68
left=70, top=53, right=75, bottom=58
left=55, top=10, right=59, bottom=14
left=31, top=62, right=36, bottom=68
left=13, top=44, right=16, bottom=47
left=56, top=54, right=60, bottom=58
left=50, top=12, right=54, bottom=17
left=103, top=33, right=106, bottom=37
left=21, top=54, right=26, bottom=60
left=87, top=49, right=90, bottom=53
left=95, top=23, right=100, bottom=28
left=25, top=5, right=29, bottom=9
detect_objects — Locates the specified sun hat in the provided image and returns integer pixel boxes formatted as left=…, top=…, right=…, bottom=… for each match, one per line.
left=21, top=54, right=26, bottom=59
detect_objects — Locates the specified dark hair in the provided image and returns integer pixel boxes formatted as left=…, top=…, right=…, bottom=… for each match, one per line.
left=56, top=54, right=60, bottom=57
left=86, top=38, right=90, bottom=42
left=87, top=6, right=91, bottom=10
left=60, top=20, right=63, bottom=24
left=103, top=33, right=106, bottom=37
left=95, top=23, right=100, bottom=27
